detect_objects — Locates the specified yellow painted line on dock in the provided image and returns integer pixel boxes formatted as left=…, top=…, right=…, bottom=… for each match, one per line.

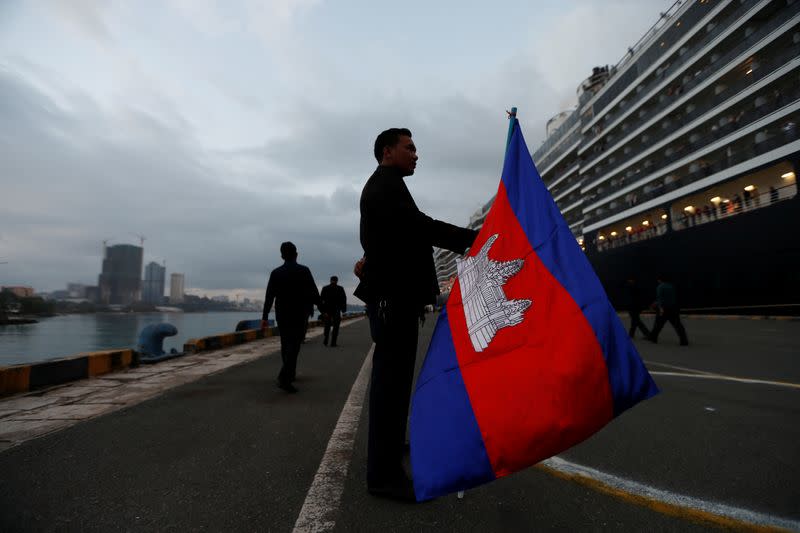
left=537, top=457, right=799, bottom=532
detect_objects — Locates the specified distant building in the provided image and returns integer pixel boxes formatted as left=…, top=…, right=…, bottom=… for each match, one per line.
left=1, top=286, right=34, bottom=298
left=67, top=283, right=87, bottom=298
left=98, top=244, right=144, bottom=305
left=142, top=262, right=166, bottom=304
left=211, top=295, right=229, bottom=303
left=85, top=286, right=100, bottom=303
left=170, top=273, right=185, bottom=304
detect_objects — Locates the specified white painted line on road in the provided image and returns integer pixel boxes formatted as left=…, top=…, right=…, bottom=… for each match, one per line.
left=293, top=345, right=373, bottom=533
left=650, top=371, right=800, bottom=390
left=540, top=456, right=800, bottom=532
left=645, top=360, right=718, bottom=375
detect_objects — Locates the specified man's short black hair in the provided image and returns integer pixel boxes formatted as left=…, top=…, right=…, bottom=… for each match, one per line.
left=280, top=241, right=297, bottom=260
left=374, top=128, right=412, bottom=163
left=331, top=276, right=338, bottom=282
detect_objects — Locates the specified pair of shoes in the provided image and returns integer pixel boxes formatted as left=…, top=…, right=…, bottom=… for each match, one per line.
left=368, top=475, right=416, bottom=502
left=323, top=338, right=328, bottom=346
left=680, top=341, right=689, bottom=346
left=330, top=343, right=338, bottom=347
left=648, top=335, right=658, bottom=343
left=277, top=381, right=298, bottom=393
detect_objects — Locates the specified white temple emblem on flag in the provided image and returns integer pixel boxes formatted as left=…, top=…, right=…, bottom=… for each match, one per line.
left=456, top=234, right=532, bottom=352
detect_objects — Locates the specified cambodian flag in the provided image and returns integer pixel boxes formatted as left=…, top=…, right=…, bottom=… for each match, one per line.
left=409, top=119, right=659, bottom=501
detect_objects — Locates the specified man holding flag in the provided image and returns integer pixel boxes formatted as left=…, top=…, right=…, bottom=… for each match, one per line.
left=355, top=127, right=478, bottom=501
left=409, top=112, right=659, bottom=501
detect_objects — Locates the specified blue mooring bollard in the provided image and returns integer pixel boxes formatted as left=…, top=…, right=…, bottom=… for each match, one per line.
left=235, top=319, right=271, bottom=331
left=137, top=323, right=181, bottom=363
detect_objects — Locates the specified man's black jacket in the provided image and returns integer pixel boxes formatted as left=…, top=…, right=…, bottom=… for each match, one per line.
left=355, top=165, right=478, bottom=307
left=320, top=284, right=347, bottom=315
left=262, top=260, right=321, bottom=325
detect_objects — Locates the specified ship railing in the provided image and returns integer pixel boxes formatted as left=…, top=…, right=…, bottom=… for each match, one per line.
left=671, top=181, right=797, bottom=232
left=583, top=1, right=797, bottom=154
left=594, top=181, right=796, bottom=252
left=585, top=52, right=800, bottom=190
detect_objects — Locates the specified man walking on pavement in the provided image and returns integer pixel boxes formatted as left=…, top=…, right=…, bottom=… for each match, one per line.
left=355, top=127, right=478, bottom=501
left=320, top=275, right=347, bottom=347
left=262, top=242, right=321, bottom=393
left=648, top=274, right=689, bottom=346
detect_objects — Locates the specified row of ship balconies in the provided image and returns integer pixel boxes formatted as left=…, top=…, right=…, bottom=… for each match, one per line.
left=534, top=0, right=729, bottom=169
left=580, top=3, right=800, bottom=173
left=533, top=2, right=799, bottom=236
left=581, top=0, right=788, bottom=153
left=535, top=0, right=796, bottom=181
left=581, top=79, right=800, bottom=228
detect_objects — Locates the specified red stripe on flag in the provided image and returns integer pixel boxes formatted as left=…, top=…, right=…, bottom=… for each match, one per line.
left=446, top=183, right=614, bottom=478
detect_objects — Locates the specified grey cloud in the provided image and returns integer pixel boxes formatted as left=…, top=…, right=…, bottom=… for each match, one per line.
left=0, top=67, right=363, bottom=297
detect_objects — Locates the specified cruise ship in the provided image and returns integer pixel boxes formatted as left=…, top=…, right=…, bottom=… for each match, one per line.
left=435, top=0, right=800, bottom=312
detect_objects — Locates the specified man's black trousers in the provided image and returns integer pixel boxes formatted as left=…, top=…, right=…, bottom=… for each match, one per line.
left=277, top=320, right=305, bottom=384
left=324, top=313, right=342, bottom=345
left=650, top=306, right=689, bottom=344
left=628, top=310, right=651, bottom=338
left=366, top=302, right=419, bottom=487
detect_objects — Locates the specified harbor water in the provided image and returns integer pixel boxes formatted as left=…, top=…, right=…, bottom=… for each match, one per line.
left=0, top=311, right=271, bottom=366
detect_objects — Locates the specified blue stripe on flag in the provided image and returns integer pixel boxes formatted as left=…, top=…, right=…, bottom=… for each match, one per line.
left=500, top=121, right=658, bottom=415
left=410, top=307, right=495, bottom=500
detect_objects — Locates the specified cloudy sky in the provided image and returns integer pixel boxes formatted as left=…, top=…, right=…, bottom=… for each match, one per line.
left=0, top=0, right=666, bottom=301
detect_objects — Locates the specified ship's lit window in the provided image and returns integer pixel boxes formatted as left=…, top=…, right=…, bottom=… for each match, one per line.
left=661, top=214, right=668, bottom=220
left=744, top=185, right=755, bottom=191
left=745, top=67, right=753, bottom=75
left=625, top=226, right=633, bottom=232
left=676, top=20, right=682, bottom=27
left=782, top=172, right=796, bottom=179
left=611, top=231, right=618, bottom=237
left=683, top=206, right=694, bottom=213
left=598, top=235, right=606, bottom=241
left=710, top=196, right=722, bottom=204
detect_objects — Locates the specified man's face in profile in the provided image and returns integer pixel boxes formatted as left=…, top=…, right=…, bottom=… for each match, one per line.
left=385, top=135, right=418, bottom=176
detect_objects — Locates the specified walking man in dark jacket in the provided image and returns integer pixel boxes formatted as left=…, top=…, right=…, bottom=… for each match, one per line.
left=262, top=242, right=321, bottom=393
left=320, top=276, right=347, bottom=347
left=648, top=274, right=689, bottom=346
left=355, top=127, right=478, bottom=501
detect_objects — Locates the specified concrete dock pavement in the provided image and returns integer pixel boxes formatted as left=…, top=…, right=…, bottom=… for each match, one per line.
left=0, top=314, right=798, bottom=531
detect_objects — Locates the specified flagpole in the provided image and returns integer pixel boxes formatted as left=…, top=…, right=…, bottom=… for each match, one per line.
left=457, top=106, right=517, bottom=503
left=505, top=106, right=518, bottom=151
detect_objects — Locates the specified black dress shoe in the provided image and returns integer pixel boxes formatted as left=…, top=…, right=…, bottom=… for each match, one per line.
left=368, top=475, right=416, bottom=502
left=277, top=381, right=298, bottom=393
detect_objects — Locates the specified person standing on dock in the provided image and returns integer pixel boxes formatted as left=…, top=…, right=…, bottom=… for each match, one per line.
left=262, top=241, right=321, bottom=393
left=354, top=127, right=478, bottom=501
left=320, top=276, right=347, bottom=347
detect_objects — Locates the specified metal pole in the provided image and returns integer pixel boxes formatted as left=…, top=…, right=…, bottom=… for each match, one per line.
left=505, top=106, right=518, bottom=151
